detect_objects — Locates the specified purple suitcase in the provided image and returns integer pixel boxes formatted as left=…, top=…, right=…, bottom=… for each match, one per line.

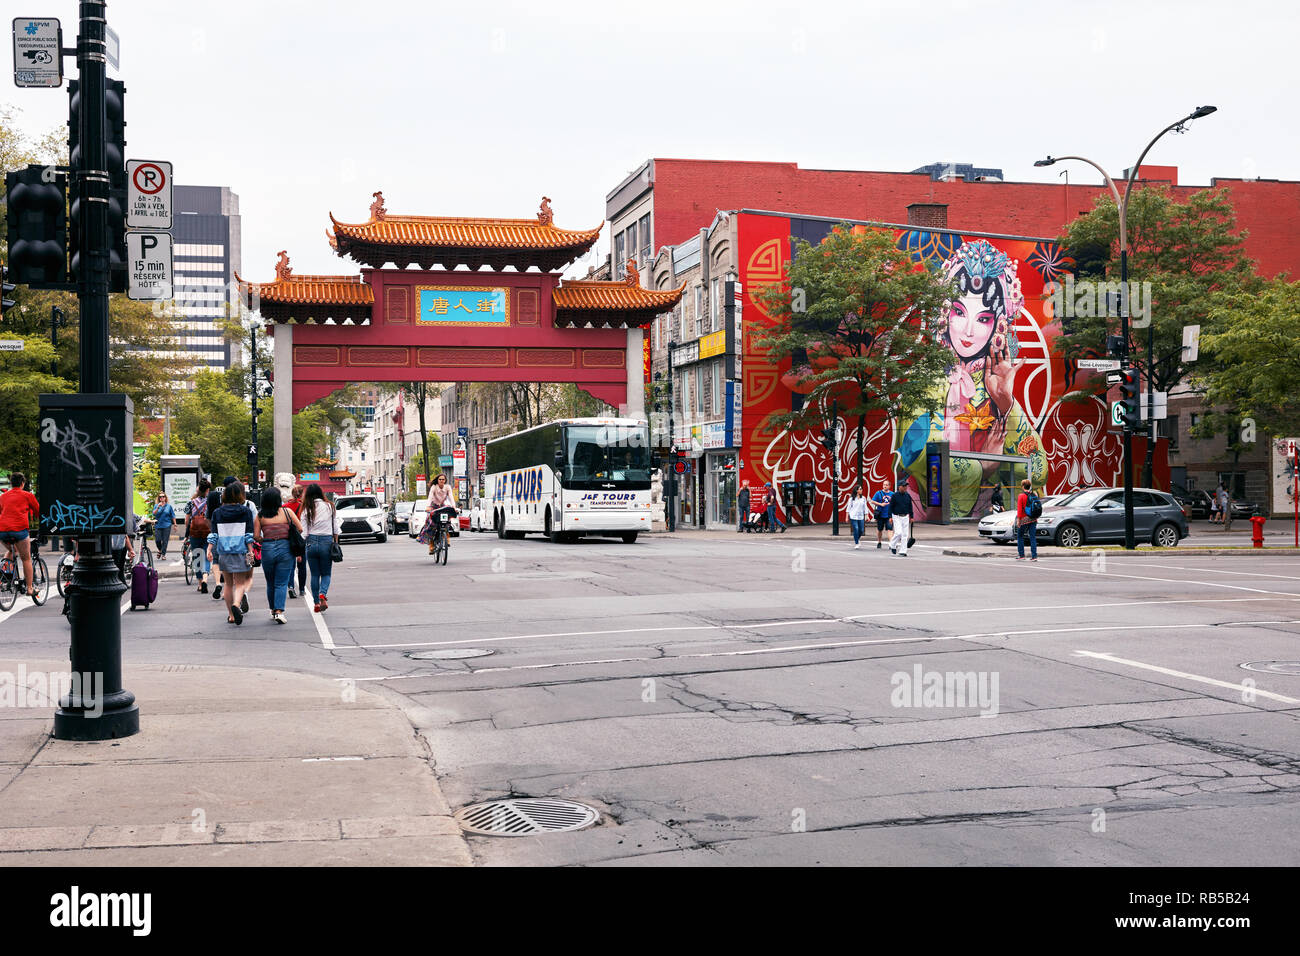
left=130, top=561, right=158, bottom=610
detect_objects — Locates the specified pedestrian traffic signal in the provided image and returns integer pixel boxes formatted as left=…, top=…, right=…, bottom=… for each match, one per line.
left=1119, top=367, right=1141, bottom=430
left=5, top=166, right=68, bottom=285
left=1, top=263, right=16, bottom=316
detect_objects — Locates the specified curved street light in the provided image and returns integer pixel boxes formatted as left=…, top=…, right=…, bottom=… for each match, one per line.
left=1034, top=106, right=1217, bottom=549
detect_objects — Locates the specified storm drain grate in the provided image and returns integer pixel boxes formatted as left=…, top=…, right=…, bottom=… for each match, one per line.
left=454, top=798, right=599, bottom=836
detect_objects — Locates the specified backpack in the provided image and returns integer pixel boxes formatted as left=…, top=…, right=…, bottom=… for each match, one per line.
left=1024, top=491, right=1042, bottom=520
left=187, top=498, right=211, bottom=539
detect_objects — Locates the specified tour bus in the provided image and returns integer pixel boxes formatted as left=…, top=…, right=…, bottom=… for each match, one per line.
left=486, top=417, right=652, bottom=543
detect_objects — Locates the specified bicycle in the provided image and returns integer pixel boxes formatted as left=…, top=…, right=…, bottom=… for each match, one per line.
left=182, top=536, right=194, bottom=585
left=135, top=524, right=155, bottom=571
left=56, top=547, right=76, bottom=598
left=429, top=509, right=452, bottom=566
left=0, top=537, right=49, bottom=610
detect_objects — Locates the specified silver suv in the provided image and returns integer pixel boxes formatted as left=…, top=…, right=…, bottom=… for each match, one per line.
left=1034, top=487, right=1189, bottom=548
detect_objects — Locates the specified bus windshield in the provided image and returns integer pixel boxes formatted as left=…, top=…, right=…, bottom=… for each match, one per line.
left=563, top=424, right=651, bottom=490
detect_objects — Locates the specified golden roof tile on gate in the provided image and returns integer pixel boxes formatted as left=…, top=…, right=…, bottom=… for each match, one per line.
left=236, top=272, right=374, bottom=307
left=552, top=279, right=687, bottom=312
left=329, top=213, right=602, bottom=252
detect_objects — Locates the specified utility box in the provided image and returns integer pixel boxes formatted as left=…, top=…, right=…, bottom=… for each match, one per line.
left=38, top=394, right=134, bottom=537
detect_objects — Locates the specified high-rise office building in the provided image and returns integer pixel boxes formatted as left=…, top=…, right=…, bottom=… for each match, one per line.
left=169, top=184, right=241, bottom=381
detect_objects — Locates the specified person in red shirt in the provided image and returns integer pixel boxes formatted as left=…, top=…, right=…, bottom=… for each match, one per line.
left=282, top=483, right=306, bottom=599
left=1014, top=477, right=1038, bottom=562
left=0, top=472, right=41, bottom=598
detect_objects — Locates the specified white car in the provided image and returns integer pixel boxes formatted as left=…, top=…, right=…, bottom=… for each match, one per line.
left=976, top=494, right=1069, bottom=544
left=334, top=494, right=388, bottom=543
left=468, top=499, right=489, bottom=532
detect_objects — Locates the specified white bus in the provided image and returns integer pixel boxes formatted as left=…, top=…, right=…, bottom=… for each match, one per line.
left=486, top=417, right=652, bottom=543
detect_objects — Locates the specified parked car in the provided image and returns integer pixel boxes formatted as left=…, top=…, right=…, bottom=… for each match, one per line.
left=387, top=500, right=419, bottom=535
left=468, top=499, right=489, bottom=532
left=1173, top=486, right=1257, bottom=520
left=334, top=494, right=388, bottom=543
left=1033, top=487, right=1189, bottom=547
left=976, top=493, right=1071, bottom=544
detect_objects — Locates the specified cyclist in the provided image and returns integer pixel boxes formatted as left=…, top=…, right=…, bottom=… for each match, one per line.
left=420, top=473, right=457, bottom=555
left=0, top=472, right=41, bottom=600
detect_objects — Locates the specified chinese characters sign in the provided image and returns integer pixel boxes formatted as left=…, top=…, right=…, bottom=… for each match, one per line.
left=417, top=286, right=509, bottom=326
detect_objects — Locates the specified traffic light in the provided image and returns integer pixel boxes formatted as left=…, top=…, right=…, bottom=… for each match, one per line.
left=5, top=165, right=68, bottom=285
left=1119, top=367, right=1141, bottom=430
left=68, top=78, right=127, bottom=292
left=1, top=263, right=16, bottom=316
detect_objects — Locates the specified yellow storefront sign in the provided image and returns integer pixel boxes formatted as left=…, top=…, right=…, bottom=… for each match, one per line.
left=699, top=330, right=726, bottom=358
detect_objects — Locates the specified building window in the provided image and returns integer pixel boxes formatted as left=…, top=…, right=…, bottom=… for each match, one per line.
left=1159, top=415, right=1179, bottom=451
left=625, top=223, right=637, bottom=272
left=694, top=286, right=704, bottom=337
left=639, top=214, right=651, bottom=262
left=614, top=232, right=625, bottom=280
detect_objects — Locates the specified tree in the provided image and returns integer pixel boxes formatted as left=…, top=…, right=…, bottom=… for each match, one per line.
left=1054, top=186, right=1260, bottom=484
left=403, top=442, right=443, bottom=501
left=753, top=224, right=956, bottom=489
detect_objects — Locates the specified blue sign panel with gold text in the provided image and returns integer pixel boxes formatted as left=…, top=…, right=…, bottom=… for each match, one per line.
left=417, top=287, right=509, bottom=326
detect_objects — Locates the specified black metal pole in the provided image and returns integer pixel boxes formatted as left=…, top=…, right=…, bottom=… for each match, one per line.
left=665, top=341, right=675, bottom=532
left=830, top=398, right=839, bottom=536
left=249, top=323, right=259, bottom=492
left=55, top=0, right=138, bottom=741
left=1144, top=309, right=1156, bottom=489
left=50, top=306, right=64, bottom=378
left=1120, top=246, right=1135, bottom=550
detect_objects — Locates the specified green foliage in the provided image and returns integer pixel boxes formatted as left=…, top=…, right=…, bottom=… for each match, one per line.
left=1054, top=186, right=1259, bottom=397
left=1193, top=278, right=1300, bottom=440
left=753, top=224, right=955, bottom=485
left=403, top=443, right=443, bottom=500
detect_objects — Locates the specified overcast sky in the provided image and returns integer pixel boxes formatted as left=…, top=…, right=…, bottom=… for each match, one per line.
left=8, top=0, right=1298, bottom=281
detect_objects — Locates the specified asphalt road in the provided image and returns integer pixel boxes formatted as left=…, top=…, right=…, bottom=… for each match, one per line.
left=6, top=529, right=1300, bottom=866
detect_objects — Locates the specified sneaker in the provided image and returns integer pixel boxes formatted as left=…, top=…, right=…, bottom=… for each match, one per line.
left=319, top=594, right=328, bottom=612
left=899, top=553, right=907, bottom=557
left=1031, top=557, right=1038, bottom=562
left=313, top=603, right=321, bottom=614
left=231, top=604, right=243, bottom=625
left=877, top=542, right=882, bottom=549
left=1016, top=556, right=1025, bottom=561
left=240, top=594, right=249, bottom=613
left=287, top=588, right=297, bottom=600
left=854, top=544, right=860, bottom=550
left=891, top=548, right=897, bottom=554
left=272, top=611, right=286, bottom=624
left=212, top=584, right=222, bottom=601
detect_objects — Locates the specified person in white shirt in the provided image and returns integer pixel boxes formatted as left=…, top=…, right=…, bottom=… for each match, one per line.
left=846, top=486, right=870, bottom=549
left=300, top=484, right=340, bottom=613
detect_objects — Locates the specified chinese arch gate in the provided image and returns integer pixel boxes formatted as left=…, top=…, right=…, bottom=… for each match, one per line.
left=239, top=194, right=683, bottom=481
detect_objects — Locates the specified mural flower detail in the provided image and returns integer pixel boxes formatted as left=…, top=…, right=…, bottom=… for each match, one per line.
left=1027, top=241, right=1075, bottom=284
left=953, top=401, right=996, bottom=434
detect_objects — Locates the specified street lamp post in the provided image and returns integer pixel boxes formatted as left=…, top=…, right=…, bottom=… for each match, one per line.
left=665, top=340, right=676, bottom=532
left=1034, top=105, right=1214, bottom=550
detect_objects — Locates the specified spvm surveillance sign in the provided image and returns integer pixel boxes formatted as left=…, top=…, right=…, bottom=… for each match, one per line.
left=127, top=232, right=173, bottom=301
left=12, top=18, right=63, bottom=88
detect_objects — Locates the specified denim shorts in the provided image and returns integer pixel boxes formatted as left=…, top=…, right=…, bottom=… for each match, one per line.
left=0, top=530, right=30, bottom=544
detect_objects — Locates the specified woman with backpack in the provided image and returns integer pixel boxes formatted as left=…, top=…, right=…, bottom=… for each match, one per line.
left=1015, top=477, right=1040, bottom=562
left=185, top=479, right=212, bottom=593
left=207, top=480, right=256, bottom=625
left=301, top=484, right=340, bottom=614
left=254, top=486, right=304, bottom=625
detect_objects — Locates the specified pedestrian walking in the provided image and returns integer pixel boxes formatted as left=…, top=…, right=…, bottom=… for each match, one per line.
left=847, top=486, right=869, bottom=548
left=185, top=479, right=213, bottom=593
left=108, top=511, right=137, bottom=584
left=301, top=484, right=340, bottom=613
left=0, top=472, right=42, bottom=600
left=207, top=480, right=256, bottom=625
left=283, top=483, right=307, bottom=599
left=764, top=482, right=785, bottom=533
left=1219, top=483, right=1234, bottom=532
left=254, top=486, right=303, bottom=625
left=151, top=493, right=175, bottom=559
left=737, top=480, right=750, bottom=533
left=207, top=476, right=237, bottom=601
left=1015, top=477, right=1040, bottom=561
left=871, top=485, right=892, bottom=549
left=889, top=479, right=914, bottom=556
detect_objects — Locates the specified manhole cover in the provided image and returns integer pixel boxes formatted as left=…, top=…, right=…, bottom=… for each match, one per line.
left=454, top=798, right=600, bottom=836
left=407, top=648, right=494, bottom=660
left=1240, top=661, right=1300, bottom=676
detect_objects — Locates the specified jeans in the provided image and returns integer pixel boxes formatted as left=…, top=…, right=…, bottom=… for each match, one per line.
left=112, top=548, right=127, bottom=583
left=261, top=539, right=293, bottom=611
left=1017, top=521, right=1038, bottom=558
left=766, top=505, right=784, bottom=531
left=154, top=524, right=172, bottom=556
left=849, top=518, right=864, bottom=544
left=305, top=535, right=334, bottom=603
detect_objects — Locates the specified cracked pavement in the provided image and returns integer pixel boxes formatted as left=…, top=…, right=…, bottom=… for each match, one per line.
left=6, top=531, right=1299, bottom=866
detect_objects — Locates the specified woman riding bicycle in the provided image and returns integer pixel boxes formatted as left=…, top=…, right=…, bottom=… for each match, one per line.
left=420, top=473, right=457, bottom=555
left=0, top=472, right=40, bottom=600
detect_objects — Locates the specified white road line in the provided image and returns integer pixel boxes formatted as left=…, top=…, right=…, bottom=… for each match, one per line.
left=331, top=596, right=1294, bottom=651
left=0, top=599, right=35, bottom=626
left=1074, top=650, right=1300, bottom=704
left=1123, top=562, right=1299, bottom=581
left=305, top=592, right=335, bottom=649
left=1021, top=561, right=1300, bottom=597
left=346, top=617, right=1300, bottom=681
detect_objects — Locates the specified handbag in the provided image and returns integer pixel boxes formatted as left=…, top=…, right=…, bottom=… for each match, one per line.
left=286, top=510, right=305, bottom=557
left=329, top=541, right=343, bottom=563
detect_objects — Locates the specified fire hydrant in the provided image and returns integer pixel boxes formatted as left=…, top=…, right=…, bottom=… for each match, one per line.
left=1250, top=514, right=1267, bottom=548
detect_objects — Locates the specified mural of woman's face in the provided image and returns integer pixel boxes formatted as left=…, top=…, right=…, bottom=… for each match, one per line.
left=947, top=290, right=997, bottom=361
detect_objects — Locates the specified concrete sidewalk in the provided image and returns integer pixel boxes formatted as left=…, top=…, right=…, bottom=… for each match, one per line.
left=0, top=659, right=471, bottom=866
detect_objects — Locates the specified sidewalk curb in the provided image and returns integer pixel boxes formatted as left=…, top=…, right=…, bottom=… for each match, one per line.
left=941, top=548, right=1299, bottom=559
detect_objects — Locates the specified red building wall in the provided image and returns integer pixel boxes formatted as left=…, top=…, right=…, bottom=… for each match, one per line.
left=649, top=159, right=1300, bottom=280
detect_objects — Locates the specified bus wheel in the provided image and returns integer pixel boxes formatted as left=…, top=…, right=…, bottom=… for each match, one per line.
left=621, top=531, right=638, bottom=544
left=545, top=509, right=561, bottom=544
left=495, top=511, right=506, bottom=540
